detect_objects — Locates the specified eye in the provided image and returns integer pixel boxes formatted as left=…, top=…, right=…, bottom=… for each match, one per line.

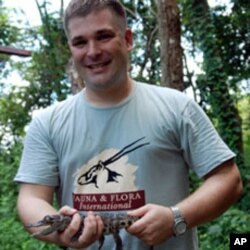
left=97, top=32, right=115, bottom=42
left=72, top=39, right=87, bottom=48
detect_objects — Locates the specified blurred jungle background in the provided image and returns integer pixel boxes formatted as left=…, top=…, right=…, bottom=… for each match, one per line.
left=0, top=0, right=249, bottom=249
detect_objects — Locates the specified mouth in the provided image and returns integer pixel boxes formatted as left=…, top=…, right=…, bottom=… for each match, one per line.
left=87, top=60, right=111, bottom=70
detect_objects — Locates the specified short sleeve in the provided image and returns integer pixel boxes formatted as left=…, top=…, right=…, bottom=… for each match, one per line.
left=179, top=100, right=235, bottom=177
left=14, top=112, right=59, bottom=186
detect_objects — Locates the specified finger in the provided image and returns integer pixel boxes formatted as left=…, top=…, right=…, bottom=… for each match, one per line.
left=59, top=206, right=78, bottom=216
left=127, top=204, right=150, bottom=217
left=127, top=216, right=147, bottom=235
left=77, top=212, right=99, bottom=244
left=130, top=222, right=157, bottom=245
left=95, top=215, right=104, bottom=238
left=64, top=212, right=82, bottom=241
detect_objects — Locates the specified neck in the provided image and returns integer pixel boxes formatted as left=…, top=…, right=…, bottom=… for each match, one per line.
left=84, top=77, right=133, bottom=107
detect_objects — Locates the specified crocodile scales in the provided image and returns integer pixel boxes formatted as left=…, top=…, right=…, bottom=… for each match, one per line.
left=25, top=214, right=138, bottom=250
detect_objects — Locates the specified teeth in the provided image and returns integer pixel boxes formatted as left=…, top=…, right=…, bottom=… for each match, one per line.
left=88, top=62, right=108, bottom=69
left=89, top=62, right=108, bottom=69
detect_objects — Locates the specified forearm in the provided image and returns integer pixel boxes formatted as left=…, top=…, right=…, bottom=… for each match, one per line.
left=177, top=160, right=243, bottom=229
left=128, top=160, right=242, bottom=247
left=17, top=183, right=103, bottom=249
left=17, top=184, right=61, bottom=245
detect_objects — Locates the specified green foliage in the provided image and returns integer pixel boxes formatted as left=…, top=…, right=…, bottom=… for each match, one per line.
left=238, top=95, right=250, bottom=165
left=0, top=86, right=31, bottom=146
left=180, top=0, right=248, bottom=167
left=0, top=143, right=59, bottom=250
left=0, top=0, right=249, bottom=249
left=122, top=0, right=161, bottom=84
left=0, top=5, right=20, bottom=46
left=198, top=208, right=250, bottom=249
left=0, top=2, right=70, bottom=247
left=0, top=1, right=21, bottom=78
left=235, top=95, right=250, bottom=213
left=0, top=1, right=71, bottom=146
left=19, top=1, right=71, bottom=107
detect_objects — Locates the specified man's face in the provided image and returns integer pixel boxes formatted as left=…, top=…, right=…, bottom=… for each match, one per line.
left=67, top=9, right=133, bottom=92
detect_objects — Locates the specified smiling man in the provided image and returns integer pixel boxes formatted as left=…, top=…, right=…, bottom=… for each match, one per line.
left=15, top=1, right=242, bottom=250
left=66, top=1, right=133, bottom=106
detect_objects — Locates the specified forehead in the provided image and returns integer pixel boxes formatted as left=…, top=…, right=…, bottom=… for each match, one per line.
left=68, top=9, right=120, bottom=39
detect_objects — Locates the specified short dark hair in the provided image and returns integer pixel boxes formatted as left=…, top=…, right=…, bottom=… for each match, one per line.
left=63, top=0, right=127, bottom=38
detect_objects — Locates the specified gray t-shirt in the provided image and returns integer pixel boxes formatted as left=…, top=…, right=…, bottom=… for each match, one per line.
left=15, top=81, right=235, bottom=250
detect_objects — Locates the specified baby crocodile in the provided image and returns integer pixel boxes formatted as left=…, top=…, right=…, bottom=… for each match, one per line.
left=25, top=214, right=138, bottom=250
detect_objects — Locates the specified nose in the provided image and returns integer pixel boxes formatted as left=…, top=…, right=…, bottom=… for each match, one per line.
left=86, top=41, right=101, bottom=58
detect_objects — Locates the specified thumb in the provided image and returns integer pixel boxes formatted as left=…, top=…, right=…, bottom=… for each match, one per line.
left=128, top=204, right=149, bottom=217
left=59, top=205, right=78, bottom=216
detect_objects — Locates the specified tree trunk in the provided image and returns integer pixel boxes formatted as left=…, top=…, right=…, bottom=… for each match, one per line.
left=66, top=58, right=84, bottom=94
left=155, top=0, right=184, bottom=91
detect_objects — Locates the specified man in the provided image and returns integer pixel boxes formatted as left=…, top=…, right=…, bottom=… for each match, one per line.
left=15, top=0, right=242, bottom=249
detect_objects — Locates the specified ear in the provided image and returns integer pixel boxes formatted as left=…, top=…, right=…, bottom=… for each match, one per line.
left=125, top=28, right=133, bottom=52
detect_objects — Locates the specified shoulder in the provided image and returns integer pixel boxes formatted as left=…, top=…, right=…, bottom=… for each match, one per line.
left=34, top=92, right=82, bottom=121
left=134, top=81, right=193, bottom=113
left=28, top=92, right=83, bottom=134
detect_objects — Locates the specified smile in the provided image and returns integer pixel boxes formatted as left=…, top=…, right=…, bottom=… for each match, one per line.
left=87, top=61, right=110, bottom=70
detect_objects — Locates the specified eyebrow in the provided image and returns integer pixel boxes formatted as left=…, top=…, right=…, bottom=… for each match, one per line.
left=70, top=36, right=85, bottom=44
left=70, top=28, right=116, bottom=42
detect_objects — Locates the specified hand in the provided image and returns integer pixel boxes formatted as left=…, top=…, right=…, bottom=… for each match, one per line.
left=57, top=206, right=104, bottom=249
left=127, top=204, right=174, bottom=246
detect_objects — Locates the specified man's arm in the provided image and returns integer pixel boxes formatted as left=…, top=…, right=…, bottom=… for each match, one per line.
left=127, top=159, right=243, bottom=246
left=17, top=183, right=103, bottom=249
left=178, top=159, right=242, bottom=228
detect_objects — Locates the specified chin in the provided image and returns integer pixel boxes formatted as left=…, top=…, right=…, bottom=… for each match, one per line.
left=85, top=80, right=112, bottom=91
